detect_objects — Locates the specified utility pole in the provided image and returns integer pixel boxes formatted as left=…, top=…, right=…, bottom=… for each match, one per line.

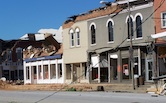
left=128, top=1, right=135, bottom=90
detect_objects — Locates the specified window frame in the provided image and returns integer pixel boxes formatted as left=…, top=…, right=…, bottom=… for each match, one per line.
left=75, top=28, right=80, bottom=47
left=136, top=15, right=143, bottom=38
left=161, top=12, right=166, bottom=28
left=107, top=20, right=114, bottom=43
left=26, top=66, right=30, bottom=80
left=7, top=49, right=12, bottom=61
left=69, top=29, right=74, bottom=47
left=89, top=23, right=96, bottom=45
left=16, top=47, right=23, bottom=60
left=127, top=16, right=134, bottom=40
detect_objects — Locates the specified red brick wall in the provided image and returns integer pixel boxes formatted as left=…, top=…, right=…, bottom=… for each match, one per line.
left=154, top=0, right=166, bottom=33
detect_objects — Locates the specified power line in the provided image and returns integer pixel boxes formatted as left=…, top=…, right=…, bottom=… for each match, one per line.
left=35, top=0, right=166, bottom=102
left=34, top=60, right=102, bottom=103
left=114, top=0, right=165, bottom=50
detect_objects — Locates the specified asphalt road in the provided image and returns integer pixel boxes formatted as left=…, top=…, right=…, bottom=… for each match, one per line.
left=0, top=90, right=165, bottom=103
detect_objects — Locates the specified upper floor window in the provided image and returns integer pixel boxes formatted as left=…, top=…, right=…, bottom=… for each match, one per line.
left=136, top=16, right=142, bottom=38
left=90, top=24, right=96, bottom=44
left=75, top=28, right=80, bottom=46
left=107, top=20, right=114, bottom=42
left=161, top=12, right=166, bottom=28
left=69, top=29, right=74, bottom=47
left=16, top=47, right=22, bottom=60
left=7, top=49, right=12, bottom=61
left=127, top=16, right=134, bottom=39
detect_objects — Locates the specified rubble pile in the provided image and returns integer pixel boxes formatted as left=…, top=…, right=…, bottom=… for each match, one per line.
left=0, top=80, right=7, bottom=89
left=0, top=78, right=24, bottom=90
left=159, top=83, right=166, bottom=96
left=147, top=84, right=166, bottom=96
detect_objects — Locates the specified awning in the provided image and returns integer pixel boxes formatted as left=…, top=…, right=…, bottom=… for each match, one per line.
left=88, top=47, right=112, bottom=54
left=24, top=54, right=62, bottom=62
left=95, top=48, right=112, bottom=54
left=151, top=31, right=166, bottom=39
left=91, top=56, right=108, bottom=68
left=151, top=31, right=166, bottom=45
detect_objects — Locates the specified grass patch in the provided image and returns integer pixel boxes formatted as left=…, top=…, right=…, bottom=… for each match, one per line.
left=66, top=87, right=76, bottom=91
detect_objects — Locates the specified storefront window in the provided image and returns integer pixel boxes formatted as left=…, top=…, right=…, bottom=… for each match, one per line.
left=58, top=64, right=62, bottom=78
left=50, top=64, right=56, bottom=79
left=159, top=58, right=166, bottom=76
left=32, top=66, right=37, bottom=79
left=26, top=67, right=30, bottom=80
left=43, top=65, right=49, bottom=79
left=38, top=65, right=42, bottom=79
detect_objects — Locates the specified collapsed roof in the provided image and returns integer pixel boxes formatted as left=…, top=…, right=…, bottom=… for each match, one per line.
left=1, top=33, right=63, bottom=62
left=62, top=0, right=153, bottom=29
left=22, top=33, right=62, bottom=59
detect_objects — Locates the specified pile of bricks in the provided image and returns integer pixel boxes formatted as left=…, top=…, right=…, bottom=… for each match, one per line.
left=0, top=80, right=7, bottom=89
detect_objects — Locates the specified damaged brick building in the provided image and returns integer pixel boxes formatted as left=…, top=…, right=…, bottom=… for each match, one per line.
left=22, top=33, right=64, bottom=84
left=0, top=39, right=30, bottom=80
left=150, top=0, right=166, bottom=82
left=0, top=32, right=64, bottom=85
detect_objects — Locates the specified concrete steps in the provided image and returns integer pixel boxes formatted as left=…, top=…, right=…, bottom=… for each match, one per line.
left=99, top=83, right=152, bottom=93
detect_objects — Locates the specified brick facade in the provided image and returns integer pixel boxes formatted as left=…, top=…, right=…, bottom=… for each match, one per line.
left=154, top=0, right=166, bottom=33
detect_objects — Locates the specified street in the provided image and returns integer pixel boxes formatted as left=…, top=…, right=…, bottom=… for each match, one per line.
left=0, top=90, right=165, bottom=103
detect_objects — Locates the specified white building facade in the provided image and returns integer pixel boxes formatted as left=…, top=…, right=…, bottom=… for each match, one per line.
left=24, top=54, right=64, bottom=84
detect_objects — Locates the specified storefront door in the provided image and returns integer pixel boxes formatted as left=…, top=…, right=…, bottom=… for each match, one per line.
left=146, top=59, right=153, bottom=82
left=31, top=66, right=37, bottom=84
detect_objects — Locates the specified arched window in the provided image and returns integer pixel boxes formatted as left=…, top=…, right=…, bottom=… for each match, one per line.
left=127, top=16, right=134, bottom=39
left=75, top=28, right=80, bottom=46
left=136, top=16, right=142, bottom=38
left=91, top=25, right=96, bottom=44
left=69, top=29, right=74, bottom=47
left=108, top=21, right=114, bottom=42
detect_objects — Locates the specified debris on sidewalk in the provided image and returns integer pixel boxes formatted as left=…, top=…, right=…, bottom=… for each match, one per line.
left=147, top=81, right=166, bottom=96
left=159, top=83, right=166, bottom=96
left=0, top=80, right=7, bottom=89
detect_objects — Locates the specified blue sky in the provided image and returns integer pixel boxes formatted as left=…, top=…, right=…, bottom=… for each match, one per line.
left=0, top=0, right=114, bottom=40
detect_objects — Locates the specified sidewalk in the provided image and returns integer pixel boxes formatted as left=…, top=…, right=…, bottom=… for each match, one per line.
left=0, top=81, right=152, bottom=93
